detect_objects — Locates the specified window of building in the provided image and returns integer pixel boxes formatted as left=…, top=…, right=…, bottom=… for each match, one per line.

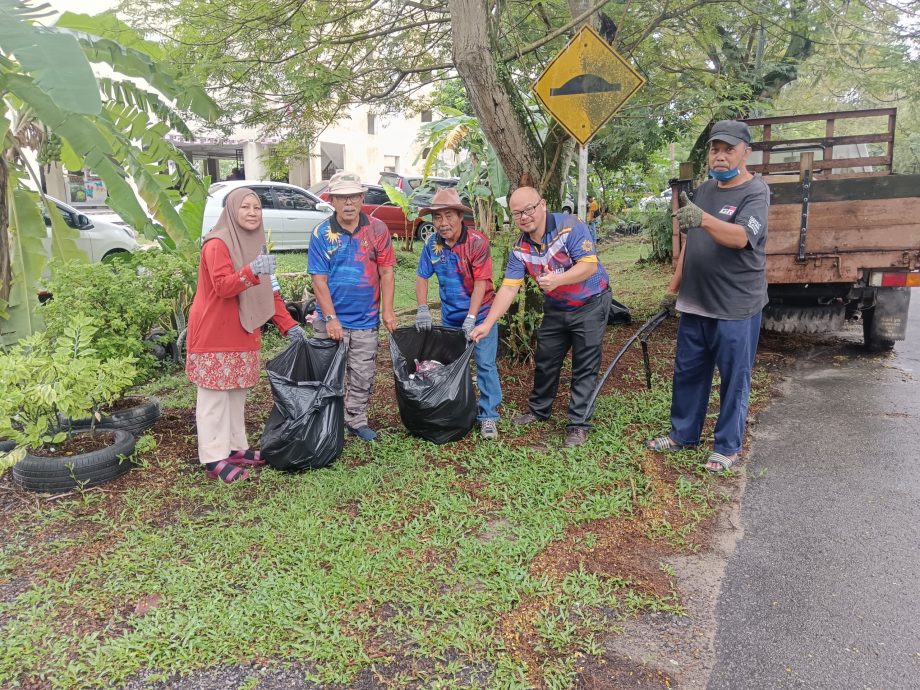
left=383, top=155, right=399, bottom=173
left=420, top=110, right=433, bottom=123
left=367, top=113, right=378, bottom=135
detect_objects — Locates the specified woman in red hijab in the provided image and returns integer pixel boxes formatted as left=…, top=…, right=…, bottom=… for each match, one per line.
left=186, top=187, right=305, bottom=482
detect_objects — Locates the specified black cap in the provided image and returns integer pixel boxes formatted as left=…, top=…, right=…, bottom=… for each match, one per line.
left=706, top=120, right=751, bottom=146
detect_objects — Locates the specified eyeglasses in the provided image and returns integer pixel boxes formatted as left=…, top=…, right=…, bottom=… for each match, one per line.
left=510, top=200, right=543, bottom=220
left=332, top=193, right=364, bottom=203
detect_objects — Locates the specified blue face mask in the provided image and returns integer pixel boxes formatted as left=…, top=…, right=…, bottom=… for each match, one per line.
left=709, top=168, right=740, bottom=182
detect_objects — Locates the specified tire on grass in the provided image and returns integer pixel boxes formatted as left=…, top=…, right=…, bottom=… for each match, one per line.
left=12, top=430, right=137, bottom=493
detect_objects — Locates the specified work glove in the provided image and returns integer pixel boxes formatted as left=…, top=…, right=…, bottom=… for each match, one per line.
left=673, top=191, right=704, bottom=232
left=462, top=314, right=477, bottom=339
left=415, top=304, right=432, bottom=332
left=286, top=325, right=306, bottom=342
left=660, top=293, right=678, bottom=317
left=249, top=252, right=276, bottom=276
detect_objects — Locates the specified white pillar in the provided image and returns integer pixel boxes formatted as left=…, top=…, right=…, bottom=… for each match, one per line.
left=242, top=142, right=266, bottom=181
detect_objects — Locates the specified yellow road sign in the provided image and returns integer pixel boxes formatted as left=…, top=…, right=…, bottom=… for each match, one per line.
left=533, top=25, right=645, bottom=146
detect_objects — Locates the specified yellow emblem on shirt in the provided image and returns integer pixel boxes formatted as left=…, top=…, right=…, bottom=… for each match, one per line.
left=581, top=239, right=594, bottom=253
left=431, top=242, right=444, bottom=255
left=325, top=227, right=341, bottom=244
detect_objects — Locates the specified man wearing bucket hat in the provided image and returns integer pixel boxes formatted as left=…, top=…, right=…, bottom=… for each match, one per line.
left=646, top=120, right=770, bottom=474
left=308, top=171, right=397, bottom=442
left=414, top=188, right=502, bottom=439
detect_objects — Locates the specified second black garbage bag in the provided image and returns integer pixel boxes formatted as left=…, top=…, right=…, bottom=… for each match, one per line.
left=261, top=337, right=346, bottom=470
left=390, top=326, right=476, bottom=444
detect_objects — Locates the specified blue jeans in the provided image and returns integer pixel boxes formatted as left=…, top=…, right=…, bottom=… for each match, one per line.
left=473, top=323, right=501, bottom=420
left=670, top=311, right=762, bottom=456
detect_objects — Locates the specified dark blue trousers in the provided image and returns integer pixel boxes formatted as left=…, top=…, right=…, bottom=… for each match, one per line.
left=670, top=311, right=762, bottom=456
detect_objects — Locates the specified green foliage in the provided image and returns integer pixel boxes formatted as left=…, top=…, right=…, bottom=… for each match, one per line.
left=1, top=7, right=217, bottom=345
left=380, top=180, right=420, bottom=251
left=276, top=272, right=311, bottom=303
left=40, top=252, right=195, bottom=381
left=0, top=314, right=136, bottom=461
left=417, top=107, right=510, bottom=236
left=639, top=207, right=675, bottom=264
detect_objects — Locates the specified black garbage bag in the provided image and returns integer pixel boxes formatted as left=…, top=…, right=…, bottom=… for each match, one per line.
left=608, top=296, right=632, bottom=326
left=390, top=326, right=476, bottom=444
left=260, top=338, right=346, bottom=471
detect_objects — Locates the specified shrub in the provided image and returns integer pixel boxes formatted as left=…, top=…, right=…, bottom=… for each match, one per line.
left=0, top=315, right=136, bottom=467
left=277, top=272, right=312, bottom=302
left=40, top=251, right=197, bottom=381
left=641, top=206, right=675, bottom=263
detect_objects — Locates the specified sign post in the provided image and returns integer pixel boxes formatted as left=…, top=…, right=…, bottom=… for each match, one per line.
left=534, top=25, right=645, bottom=218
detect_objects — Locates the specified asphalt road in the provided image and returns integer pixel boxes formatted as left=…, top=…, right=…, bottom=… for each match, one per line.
left=709, top=290, right=920, bottom=690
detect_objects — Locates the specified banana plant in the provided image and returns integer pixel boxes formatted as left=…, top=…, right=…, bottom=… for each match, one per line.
left=417, top=107, right=510, bottom=237
left=0, top=2, right=219, bottom=346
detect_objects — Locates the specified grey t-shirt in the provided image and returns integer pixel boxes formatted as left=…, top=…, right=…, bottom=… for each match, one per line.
left=676, top=174, right=770, bottom=320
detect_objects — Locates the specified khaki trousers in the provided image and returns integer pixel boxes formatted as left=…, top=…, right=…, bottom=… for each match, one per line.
left=195, top=387, right=250, bottom=464
left=312, top=321, right=379, bottom=428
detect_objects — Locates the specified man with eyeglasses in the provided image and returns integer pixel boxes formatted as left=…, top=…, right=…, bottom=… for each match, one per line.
left=470, top=186, right=612, bottom=448
left=308, top=171, right=398, bottom=442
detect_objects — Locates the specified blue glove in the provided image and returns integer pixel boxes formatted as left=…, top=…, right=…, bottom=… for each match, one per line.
left=462, top=314, right=476, bottom=339
left=286, top=325, right=306, bottom=342
left=249, top=253, right=276, bottom=275
left=415, top=304, right=432, bottom=332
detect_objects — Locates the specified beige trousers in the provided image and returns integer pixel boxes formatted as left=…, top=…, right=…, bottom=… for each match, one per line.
left=195, top=387, right=250, bottom=464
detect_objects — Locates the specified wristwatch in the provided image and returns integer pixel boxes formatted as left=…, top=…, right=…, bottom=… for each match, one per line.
left=323, top=314, right=338, bottom=322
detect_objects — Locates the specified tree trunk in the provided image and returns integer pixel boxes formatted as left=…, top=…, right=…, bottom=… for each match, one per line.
left=450, top=0, right=543, bottom=188
left=0, top=155, right=10, bottom=308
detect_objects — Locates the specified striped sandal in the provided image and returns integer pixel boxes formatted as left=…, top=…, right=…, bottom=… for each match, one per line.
left=204, top=459, right=249, bottom=483
left=228, top=449, right=265, bottom=467
left=645, top=436, right=687, bottom=453
left=705, top=452, right=740, bottom=474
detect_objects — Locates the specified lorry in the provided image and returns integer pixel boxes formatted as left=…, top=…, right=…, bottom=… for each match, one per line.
left=672, top=108, right=920, bottom=350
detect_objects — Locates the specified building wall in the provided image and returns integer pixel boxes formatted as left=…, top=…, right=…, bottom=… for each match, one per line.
left=308, top=105, right=432, bottom=184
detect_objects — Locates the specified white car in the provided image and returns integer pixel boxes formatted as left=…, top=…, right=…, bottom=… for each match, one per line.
left=43, top=197, right=139, bottom=262
left=202, top=181, right=333, bottom=251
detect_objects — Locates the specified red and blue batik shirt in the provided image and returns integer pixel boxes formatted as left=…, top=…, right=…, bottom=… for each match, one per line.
left=417, top=226, right=495, bottom=328
left=308, top=213, right=396, bottom=330
left=503, top=212, right=609, bottom=311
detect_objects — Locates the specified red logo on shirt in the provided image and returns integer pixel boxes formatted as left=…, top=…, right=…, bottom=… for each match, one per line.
left=719, top=205, right=737, bottom=215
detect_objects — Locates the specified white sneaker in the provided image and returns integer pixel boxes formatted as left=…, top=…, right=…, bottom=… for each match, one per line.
left=480, top=419, right=499, bottom=440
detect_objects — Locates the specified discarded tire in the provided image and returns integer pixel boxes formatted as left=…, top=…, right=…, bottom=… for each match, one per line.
left=12, top=430, right=137, bottom=494
left=0, top=439, right=15, bottom=453
left=63, top=395, right=161, bottom=437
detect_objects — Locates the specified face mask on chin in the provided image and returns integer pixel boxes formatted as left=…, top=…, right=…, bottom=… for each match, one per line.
left=709, top=167, right=740, bottom=182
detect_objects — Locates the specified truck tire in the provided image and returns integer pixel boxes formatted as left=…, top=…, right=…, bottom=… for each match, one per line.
left=862, top=306, right=895, bottom=352
left=762, top=304, right=845, bottom=334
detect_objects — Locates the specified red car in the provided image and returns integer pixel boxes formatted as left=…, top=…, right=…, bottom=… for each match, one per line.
left=310, top=181, right=473, bottom=243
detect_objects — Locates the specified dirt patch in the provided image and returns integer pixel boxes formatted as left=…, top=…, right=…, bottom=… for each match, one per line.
left=577, top=653, right=677, bottom=688
left=30, top=431, right=117, bottom=457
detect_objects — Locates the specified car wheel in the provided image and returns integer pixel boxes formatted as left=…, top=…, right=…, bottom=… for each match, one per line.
left=416, top=221, right=436, bottom=243
left=102, top=249, right=130, bottom=262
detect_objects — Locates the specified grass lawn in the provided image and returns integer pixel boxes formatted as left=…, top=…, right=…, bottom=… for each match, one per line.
left=0, top=234, right=771, bottom=689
